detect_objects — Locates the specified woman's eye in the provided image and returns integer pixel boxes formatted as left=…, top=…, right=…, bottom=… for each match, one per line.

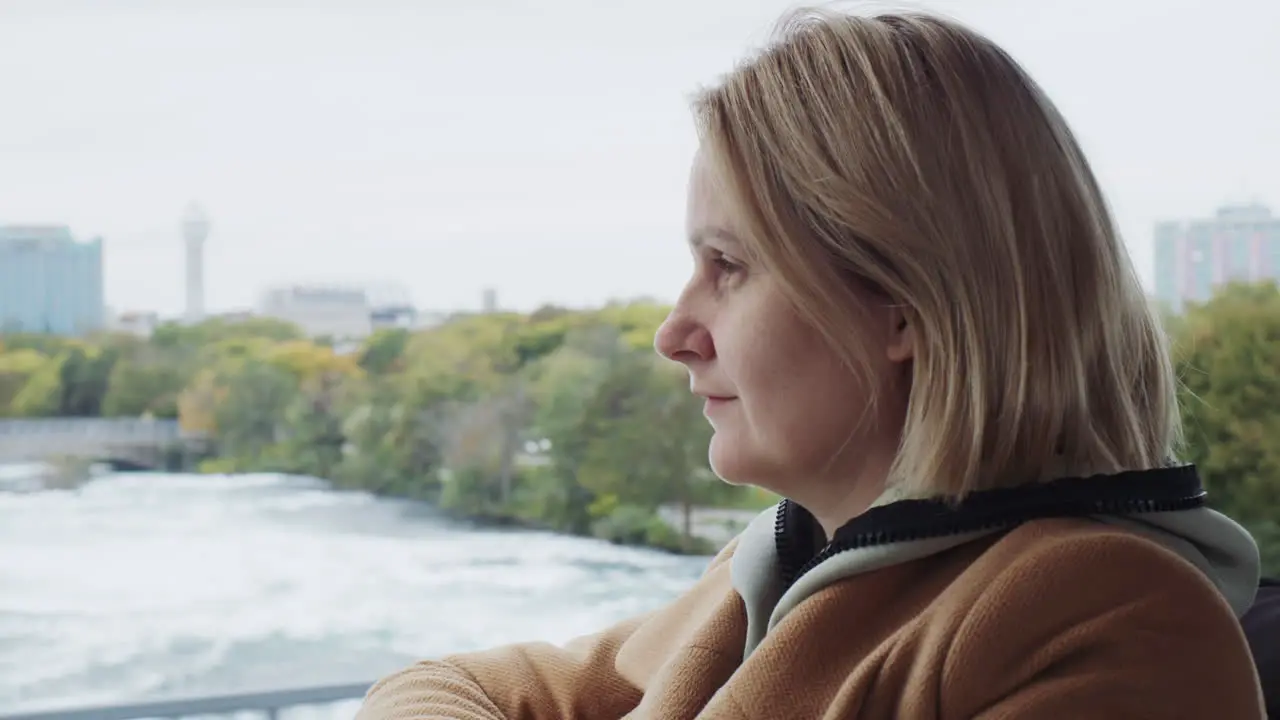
left=711, top=253, right=742, bottom=274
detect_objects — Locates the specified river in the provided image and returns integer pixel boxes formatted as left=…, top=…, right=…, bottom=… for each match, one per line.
left=0, top=469, right=712, bottom=717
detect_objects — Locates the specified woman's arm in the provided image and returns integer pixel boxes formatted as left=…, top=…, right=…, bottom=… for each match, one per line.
left=356, top=614, right=649, bottom=720
left=357, top=539, right=741, bottom=720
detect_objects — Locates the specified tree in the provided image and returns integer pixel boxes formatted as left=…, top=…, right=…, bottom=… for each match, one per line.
left=336, top=383, right=412, bottom=494
left=1173, top=281, right=1280, bottom=575
left=101, top=350, right=190, bottom=418
left=596, top=300, right=670, bottom=350
left=213, top=359, right=300, bottom=467
left=358, top=329, right=410, bottom=375
left=54, top=346, right=117, bottom=416
left=177, top=368, right=225, bottom=436
left=0, top=349, right=49, bottom=416
left=265, top=340, right=362, bottom=381
left=7, top=353, right=62, bottom=417
left=151, top=316, right=304, bottom=349
left=0, top=333, right=75, bottom=356
left=279, top=371, right=352, bottom=479
left=337, top=379, right=449, bottom=499
left=572, top=350, right=722, bottom=548
left=440, top=386, right=533, bottom=514
left=525, top=340, right=614, bottom=533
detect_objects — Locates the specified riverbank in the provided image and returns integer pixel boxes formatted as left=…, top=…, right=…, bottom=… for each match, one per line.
left=443, top=493, right=769, bottom=556
left=656, top=504, right=765, bottom=550
left=4, top=455, right=772, bottom=557
left=193, top=455, right=775, bottom=556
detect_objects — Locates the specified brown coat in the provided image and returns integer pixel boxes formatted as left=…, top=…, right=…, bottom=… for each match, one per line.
left=358, top=515, right=1265, bottom=719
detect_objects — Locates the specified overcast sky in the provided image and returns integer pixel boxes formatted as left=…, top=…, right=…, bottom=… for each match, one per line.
left=0, top=0, right=1276, bottom=316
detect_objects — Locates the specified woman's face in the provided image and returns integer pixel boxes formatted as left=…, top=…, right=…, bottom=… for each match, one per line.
left=654, top=151, right=914, bottom=512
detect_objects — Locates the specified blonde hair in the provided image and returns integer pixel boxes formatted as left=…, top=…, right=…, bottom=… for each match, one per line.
left=693, top=8, right=1179, bottom=498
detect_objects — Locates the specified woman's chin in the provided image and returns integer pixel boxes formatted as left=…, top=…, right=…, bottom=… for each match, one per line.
left=707, top=433, right=757, bottom=487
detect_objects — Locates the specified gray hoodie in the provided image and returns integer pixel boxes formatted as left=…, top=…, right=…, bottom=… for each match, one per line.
left=729, top=468, right=1261, bottom=658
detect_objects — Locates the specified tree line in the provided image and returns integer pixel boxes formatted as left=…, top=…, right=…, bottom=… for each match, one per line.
left=0, top=301, right=767, bottom=553
left=0, top=285, right=1276, bottom=570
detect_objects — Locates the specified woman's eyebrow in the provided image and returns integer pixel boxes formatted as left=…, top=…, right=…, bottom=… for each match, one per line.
left=688, top=227, right=743, bottom=249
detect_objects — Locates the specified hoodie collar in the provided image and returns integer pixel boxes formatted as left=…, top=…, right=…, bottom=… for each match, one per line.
left=730, top=465, right=1260, bottom=659
left=776, top=465, right=1206, bottom=590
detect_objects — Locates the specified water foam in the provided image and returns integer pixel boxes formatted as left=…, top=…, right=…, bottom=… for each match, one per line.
left=0, top=469, right=707, bottom=714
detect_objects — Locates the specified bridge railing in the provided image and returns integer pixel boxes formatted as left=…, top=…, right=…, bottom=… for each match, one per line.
left=0, top=418, right=183, bottom=442
left=0, top=681, right=372, bottom=720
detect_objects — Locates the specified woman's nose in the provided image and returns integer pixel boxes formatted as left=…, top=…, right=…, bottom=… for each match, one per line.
left=654, top=310, right=713, bottom=364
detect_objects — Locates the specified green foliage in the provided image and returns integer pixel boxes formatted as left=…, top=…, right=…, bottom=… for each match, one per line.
left=277, top=373, right=350, bottom=479
left=101, top=351, right=189, bottom=418
left=56, top=346, right=117, bottom=416
left=7, top=286, right=1276, bottom=563
left=358, top=329, right=410, bottom=375
left=151, top=317, right=303, bottom=349
left=0, top=333, right=77, bottom=356
left=213, top=359, right=299, bottom=466
left=9, top=354, right=63, bottom=416
left=0, top=348, right=48, bottom=416
left=1172, top=281, right=1280, bottom=575
left=590, top=503, right=715, bottom=555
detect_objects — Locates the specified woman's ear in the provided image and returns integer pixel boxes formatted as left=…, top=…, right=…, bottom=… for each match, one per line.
left=887, top=308, right=914, bottom=363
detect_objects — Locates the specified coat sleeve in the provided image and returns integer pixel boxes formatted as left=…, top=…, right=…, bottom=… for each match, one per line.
left=354, top=614, right=649, bottom=720
left=356, top=539, right=740, bottom=720
left=942, top=531, right=1266, bottom=720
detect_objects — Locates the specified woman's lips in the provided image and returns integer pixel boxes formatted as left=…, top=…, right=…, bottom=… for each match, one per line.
left=703, top=396, right=737, bottom=413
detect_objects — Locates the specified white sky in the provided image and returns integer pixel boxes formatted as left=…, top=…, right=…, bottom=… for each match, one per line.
left=0, top=0, right=1276, bottom=316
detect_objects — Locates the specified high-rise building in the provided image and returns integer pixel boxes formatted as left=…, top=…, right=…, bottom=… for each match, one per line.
left=1153, top=203, right=1280, bottom=312
left=0, top=225, right=105, bottom=335
left=183, top=202, right=210, bottom=324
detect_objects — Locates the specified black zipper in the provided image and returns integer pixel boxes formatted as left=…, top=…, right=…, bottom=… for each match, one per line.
left=775, top=465, right=1208, bottom=591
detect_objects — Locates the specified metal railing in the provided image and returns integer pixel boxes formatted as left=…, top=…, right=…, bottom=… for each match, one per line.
left=0, top=682, right=372, bottom=720
left=0, top=418, right=193, bottom=467
left=0, top=419, right=182, bottom=440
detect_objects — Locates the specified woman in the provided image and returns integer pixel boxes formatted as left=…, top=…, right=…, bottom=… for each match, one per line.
left=359, top=9, right=1265, bottom=719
